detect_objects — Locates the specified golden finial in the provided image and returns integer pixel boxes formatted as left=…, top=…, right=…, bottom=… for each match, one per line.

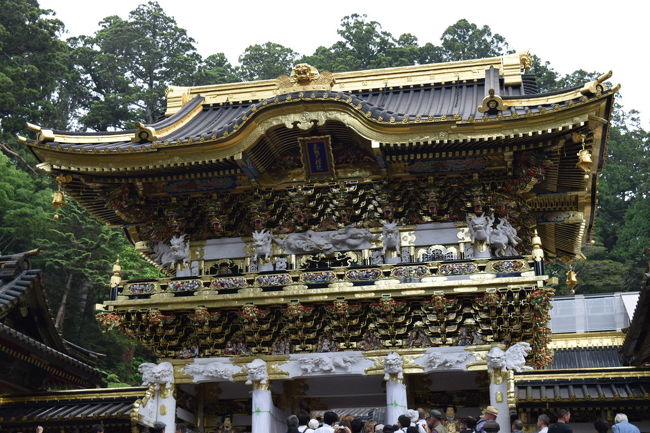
left=110, top=258, right=122, bottom=288
left=532, top=229, right=544, bottom=262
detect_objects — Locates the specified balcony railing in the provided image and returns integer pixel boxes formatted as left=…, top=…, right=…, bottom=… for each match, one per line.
left=115, top=256, right=541, bottom=300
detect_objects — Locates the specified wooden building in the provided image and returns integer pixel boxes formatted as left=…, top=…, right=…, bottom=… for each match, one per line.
left=22, top=53, right=624, bottom=433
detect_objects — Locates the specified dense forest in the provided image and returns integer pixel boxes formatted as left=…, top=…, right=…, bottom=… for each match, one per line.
left=1, top=0, right=648, bottom=385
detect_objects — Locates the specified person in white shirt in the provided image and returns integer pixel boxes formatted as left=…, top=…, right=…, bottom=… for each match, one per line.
left=415, top=408, right=429, bottom=433
left=298, top=413, right=310, bottom=433
left=315, top=411, right=339, bottom=433
left=537, top=414, right=550, bottom=433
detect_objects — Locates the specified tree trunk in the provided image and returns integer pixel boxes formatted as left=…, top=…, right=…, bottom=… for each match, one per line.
left=55, top=273, right=73, bottom=330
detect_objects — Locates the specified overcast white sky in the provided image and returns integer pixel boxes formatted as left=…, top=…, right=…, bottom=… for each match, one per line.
left=40, top=0, right=649, bottom=126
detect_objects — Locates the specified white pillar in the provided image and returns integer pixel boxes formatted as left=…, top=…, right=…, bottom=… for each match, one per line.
left=386, top=379, right=408, bottom=425
left=252, top=387, right=274, bottom=433
left=489, top=373, right=510, bottom=433
left=246, top=359, right=286, bottom=433
left=384, top=352, right=408, bottom=426
left=138, top=361, right=176, bottom=433
left=158, top=386, right=177, bottom=433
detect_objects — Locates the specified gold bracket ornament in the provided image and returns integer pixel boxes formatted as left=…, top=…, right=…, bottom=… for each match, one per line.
left=478, top=89, right=509, bottom=114
left=52, top=174, right=72, bottom=220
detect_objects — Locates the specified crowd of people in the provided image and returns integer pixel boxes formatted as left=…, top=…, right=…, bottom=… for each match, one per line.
left=282, top=407, right=642, bottom=433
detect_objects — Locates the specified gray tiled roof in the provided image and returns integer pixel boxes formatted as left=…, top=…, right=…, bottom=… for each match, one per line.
left=40, top=75, right=590, bottom=153
left=549, top=347, right=624, bottom=369
left=516, top=376, right=650, bottom=404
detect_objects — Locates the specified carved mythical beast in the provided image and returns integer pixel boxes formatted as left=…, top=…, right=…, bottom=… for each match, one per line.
left=382, top=221, right=401, bottom=256
left=151, top=235, right=190, bottom=269
left=252, top=229, right=273, bottom=262
left=487, top=342, right=533, bottom=372
left=489, top=218, right=522, bottom=257
left=245, top=358, right=269, bottom=385
left=383, top=352, right=404, bottom=380
left=139, top=361, right=174, bottom=390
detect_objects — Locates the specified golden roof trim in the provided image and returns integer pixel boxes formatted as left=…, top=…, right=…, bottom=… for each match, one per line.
left=27, top=88, right=614, bottom=173
left=165, top=53, right=531, bottom=115
left=514, top=368, right=650, bottom=382
left=549, top=330, right=625, bottom=349
left=0, top=387, right=147, bottom=404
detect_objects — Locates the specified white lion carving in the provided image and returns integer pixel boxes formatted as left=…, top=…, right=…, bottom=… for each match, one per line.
left=489, top=218, right=522, bottom=257
left=487, top=342, right=533, bottom=372
left=151, top=235, right=190, bottom=269
left=252, top=230, right=273, bottom=262
left=139, top=361, right=174, bottom=390
left=383, top=352, right=404, bottom=380
left=245, top=358, right=269, bottom=385
left=382, top=222, right=401, bottom=256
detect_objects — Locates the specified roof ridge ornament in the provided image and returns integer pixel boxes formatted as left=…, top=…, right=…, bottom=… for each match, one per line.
left=132, top=122, right=158, bottom=143
left=276, top=63, right=336, bottom=94
left=580, top=71, right=613, bottom=96
left=519, top=52, right=532, bottom=71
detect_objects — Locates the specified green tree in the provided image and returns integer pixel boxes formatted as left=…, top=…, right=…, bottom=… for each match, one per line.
left=195, top=53, right=240, bottom=85
left=238, top=42, right=299, bottom=81
left=439, top=19, right=511, bottom=61
left=70, top=1, right=202, bottom=129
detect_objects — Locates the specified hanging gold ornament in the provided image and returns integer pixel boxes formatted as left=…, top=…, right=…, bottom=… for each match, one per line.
left=575, top=134, right=592, bottom=178
left=566, top=269, right=578, bottom=289
left=51, top=174, right=72, bottom=220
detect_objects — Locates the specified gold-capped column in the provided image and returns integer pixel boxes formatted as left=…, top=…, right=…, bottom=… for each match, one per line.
left=246, top=359, right=283, bottom=433
left=384, top=352, right=408, bottom=426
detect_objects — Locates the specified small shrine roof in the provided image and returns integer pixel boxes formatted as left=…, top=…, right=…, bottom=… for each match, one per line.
left=0, top=387, right=147, bottom=430
left=0, top=250, right=104, bottom=387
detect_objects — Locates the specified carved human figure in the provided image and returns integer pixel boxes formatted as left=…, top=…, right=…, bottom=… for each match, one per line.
left=252, top=229, right=273, bottom=262
left=382, top=221, right=401, bottom=256
left=383, top=352, right=404, bottom=381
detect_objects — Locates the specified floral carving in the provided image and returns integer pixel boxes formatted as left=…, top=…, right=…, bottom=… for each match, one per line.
left=285, top=302, right=314, bottom=318
left=168, top=279, right=201, bottom=293
left=210, top=276, right=246, bottom=290
left=126, top=283, right=155, bottom=295
left=345, top=268, right=382, bottom=281
left=391, top=265, right=428, bottom=279
left=255, top=274, right=292, bottom=287
left=240, top=304, right=269, bottom=322
left=96, top=312, right=122, bottom=331
left=300, top=271, right=336, bottom=284
left=438, top=263, right=478, bottom=276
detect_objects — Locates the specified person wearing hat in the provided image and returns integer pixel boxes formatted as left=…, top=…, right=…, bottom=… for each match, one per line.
left=476, top=407, right=498, bottom=433
left=428, top=410, right=447, bottom=433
